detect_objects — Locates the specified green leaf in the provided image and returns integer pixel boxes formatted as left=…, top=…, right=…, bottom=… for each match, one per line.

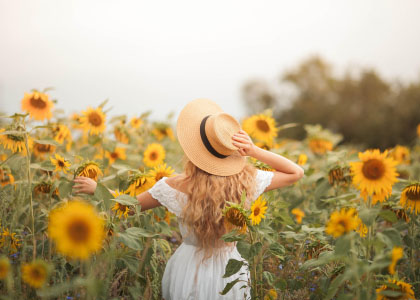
left=94, top=183, right=113, bottom=210
left=269, top=242, right=285, bottom=259
left=58, top=180, right=73, bottom=198
left=275, top=278, right=287, bottom=291
left=263, top=271, right=275, bottom=285
left=378, top=210, right=398, bottom=223
left=381, top=228, right=403, bottom=246
left=236, top=240, right=251, bottom=260
left=125, top=227, right=159, bottom=238
left=117, top=232, right=143, bottom=250
left=221, top=230, right=245, bottom=242
left=220, top=278, right=240, bottom=295
left=223, top=259, right=244, bottom=278
left=249, top=242, right=262, bottom=258
left=112, top=194, right=138, bottom=206
left=334, top=235, right=351, bottom=256
left=359, top=207, right=380, bottom=226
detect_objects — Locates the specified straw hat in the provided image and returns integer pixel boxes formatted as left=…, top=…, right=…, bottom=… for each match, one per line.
left=176, top=99, right=246, bottom=176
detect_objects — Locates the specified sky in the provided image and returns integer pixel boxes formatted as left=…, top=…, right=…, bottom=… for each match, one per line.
left=1, top=0, right=420, bottom=122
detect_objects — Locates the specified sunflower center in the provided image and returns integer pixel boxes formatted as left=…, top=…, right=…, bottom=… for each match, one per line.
left=36, top=144, right=52, bottom=153
left=111, top=152, right=118, bottom=159
left=7, top=134, right=25, bottom=142
left=150, top=151, right=158, bottom=160
left=256, top=120, right=270, bottom=132
left=118, top=204, right=128, bottom=211
left=253, top=207, right=260, bottom=216
left=362, top=159, right=385, bottom=180
left=406, top=185, right=420, bottom=201
left=226, top=208, right=246, bottom=227
left=67, top=219, right=90, bottom=243
left=58, top=160, right=65, bottom=167
left=337, top=219, right=349, bottom=231
left=30, top=267, right=44, bottom=280
left=30, top=97, right=47, bottom=109
left=88, top=112, right=103, bottom=126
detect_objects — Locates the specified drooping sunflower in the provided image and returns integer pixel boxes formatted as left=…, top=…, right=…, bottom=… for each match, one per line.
left=0, top=256, right=10, bottom=279
left=21, top=259, right=50, bottom=288
left=376, top=279, right=415, bottom=300
left=105, top=147, right=127, bottom=164
left=349, top=149, right=399, bottom=200
left=114, top=126, right=129, bottom=144
left=0, top=128, right=28, bottom=155
left=33, top=142, right=56, bottom=159
left=76, top=161, right=103, bottom=182
left=148, top=163, right=175, bottom=182
left=249, top=196, right=268, bottom=226
left=111, top=190, right=131, bottom=219
left=0, top=168, right=15, bottom=187
left=152, top=124, right=175, bottom=141
left=325, top=207, right=359, bottom=238
left=242, top=114, right=278, bottom=144
left=223, top=204, right=248, bottom=234
left=34, top=181, right=59, bottom=197
left=143, top=143, right=166, bottom=168
left=399, top=182, right=420, bottom=215
left=328, top=166, right=352, bottom=187
left=130, top=117, right=143, bottom=129
left=125, top=173, right=155, bottom=196
left=389, top=246, right=403, bottom=275
left=48, top=200, right=105, bottom=260
left=50, top=154, right=71, bottom=173
left=291, top=208, right=305, bottom=224
left=79, top=107, right=106, bottom=135
left=297, top=154, right=308, bottom=166
left=1, top=228, right=21, bottom=253
left=308, top=138, right=333, bottom=155
left=21, top=91, right=54, bottom=121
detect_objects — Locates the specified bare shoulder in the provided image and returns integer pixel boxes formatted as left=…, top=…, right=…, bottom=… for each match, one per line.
left=164, top=173, right=189, bottom=193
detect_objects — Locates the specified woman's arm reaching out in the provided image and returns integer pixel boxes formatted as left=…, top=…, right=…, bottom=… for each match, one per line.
left=232, top=130, right=304, bottom=192
left=136, top=191, right=162, bottom=211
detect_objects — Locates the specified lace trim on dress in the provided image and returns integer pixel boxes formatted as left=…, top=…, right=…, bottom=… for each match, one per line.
left=254, top=169, right=274, bottom=199
left=147, top=177, right=184, bottom=217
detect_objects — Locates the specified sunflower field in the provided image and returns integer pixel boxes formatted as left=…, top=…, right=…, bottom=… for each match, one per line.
left=0, top=90, right=420, bottom=300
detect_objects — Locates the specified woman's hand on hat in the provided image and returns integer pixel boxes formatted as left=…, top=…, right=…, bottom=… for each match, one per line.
left=73, top=176, right=97, bottom=195
left=232, top=130, right=256, bottom=157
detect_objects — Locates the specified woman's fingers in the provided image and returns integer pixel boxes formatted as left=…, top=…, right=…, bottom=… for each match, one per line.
left=232, top=136, right=250, bottom=144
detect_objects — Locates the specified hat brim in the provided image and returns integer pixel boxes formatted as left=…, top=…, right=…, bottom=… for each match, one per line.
left=176, top=99, right=246, bottom=176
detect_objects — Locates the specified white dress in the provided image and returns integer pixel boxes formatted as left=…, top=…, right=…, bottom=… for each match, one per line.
left=148, top=169, right=274, bottom=300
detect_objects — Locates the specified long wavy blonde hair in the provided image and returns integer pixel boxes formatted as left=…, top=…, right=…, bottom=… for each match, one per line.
left=178, top=157, right=257, bottom=259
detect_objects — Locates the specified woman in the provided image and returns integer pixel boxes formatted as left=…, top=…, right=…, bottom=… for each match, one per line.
left=73, top=99, right=304, bottom=299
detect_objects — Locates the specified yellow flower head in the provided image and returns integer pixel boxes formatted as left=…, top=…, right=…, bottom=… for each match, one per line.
left=0, top=256, right=10, bottom=280
left=399, top=182, right=420, bottom=215
left=21, top=259, right=50, bottom=288
left=389, top=246, right=403, bottom=275
left=148, top=163, right=175, bottom=182
left=114, top=126, right=129, bottom=144
left=21, top=91, right=54, bottom=121
left=105, top=147, right=127, bottom=164
left=0, top=168, right=15, bottom=187
left=376, top=279, right=415, bottom=300
left=325, top=207, right=358, bottom=238
left=349, top=149, right=399, bottom=199
left=355, top=216, right=367, bottom=238
left=50, top=154, right=71, bottom=173
left=33, top=142, right=56, bottom=159
left=52, top=124, right=72, bottom=145
left=111, top=190, right=131, bottom=219
left=242, top=114, right=278, bottom=144
left=152, top=124, right=175, bottom=141
left=297, top=154, right=308, bottom=166
left=1, top=228, right=21, bottom=253
left=223, top=204, right=248, bottom=234
left=249, top=196, right=268, bottom=225
left=80, top=107, right=106, bottom=135
left=291, top=208, right=305, bottom=224
left=48, top=200, right=105, bottom=260
left=0, top=128, right=28, bottom=155
left=143, top=143, right=165, bottom=168
left=390, top=145, right=410, bottom=165
left=125, top=173, right=155, bottom=196
left=76, top=161, right=103, bottom=182
left=309, top=138, right=333, bottom=155
left=264, top=289, right=278, bottom=300
left=130, top=117, right=143, bottom=129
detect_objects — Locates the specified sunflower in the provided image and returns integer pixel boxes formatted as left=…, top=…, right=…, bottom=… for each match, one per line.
left=255, top=141, right=272, bottom=150
left=33, top=142, right=55, bottom=159
left=376, top=279, right=415, bottom=300
left=50, top=154, right=71, bottom=173
left=1, top=228, right=21, bottom=253
left=308, top=138, right=333, bottom=155
left=0, top=128, right=28, bottom=155
left=152, top=124, right=175, bottom=141
left=148, top=163, right=175, bottom=182
left=0, top=256, right=10, bottom=279
left=249, top=196, right=268, bottom=225
left=399, top=182, right=420, bottom=215
left=76, top=161, right=103, bottom=182
left=70, top=112, right=83, bottom=130
left=291, top=208, right=305, bottom=224
left=242, top=114, right=278, bottom=144
left=325, top=207, right=359, bottom=238
left=105, top=147, right=127, bottom=164
left=328, top=166, right=352, bottom=187
left=48, top=200, right=105, bottom=260
left=52, top=124, right=72, bottom=145
left=264, top=289, right=278, bottom=300
left=154, top=209, right=172, bottom=225
left=360, top=188, right=391, bottom=205
left=355, top=216, right=368, bottom=238
left=114, top=126, right=129, bottom=144
left=223, top=204, right=248, bottom=233
left=111, top=190, right=130, bottom=219
left=143, top=143, right=165, bottom=168
left=21, top=259, right=50, bottom=288
left=21, top=91, right=54, bottom=121
left=390, top=145, right=410, bottom=165
left=297, top=154, right=308, bottom=166
left=389, top=246, right=403, bottom=275
left=0, top=168, right=14, bottom=187
left=34, top=181, right=59, bottom=197
left=125, top=173, right=155, bottom=196
left=79, top=107, right=106, bottom=135
left=349, top=149, right=399, bottom=201
left=130, top=117, right=143, bottom=129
